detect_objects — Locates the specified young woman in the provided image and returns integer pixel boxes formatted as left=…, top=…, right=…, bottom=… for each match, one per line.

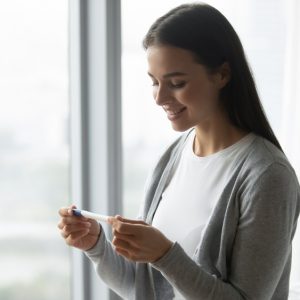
left=58, top=3, right=300, bottom=299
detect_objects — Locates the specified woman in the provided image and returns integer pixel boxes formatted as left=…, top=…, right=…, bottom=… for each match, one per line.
left=58, top=3, right=300, bottom=299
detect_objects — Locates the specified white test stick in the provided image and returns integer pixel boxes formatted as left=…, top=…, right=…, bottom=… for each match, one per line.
left=72, top=208, right=110, bottom=223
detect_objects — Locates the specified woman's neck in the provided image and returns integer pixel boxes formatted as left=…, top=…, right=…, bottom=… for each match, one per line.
left=193, top=113, right=248, bottom=157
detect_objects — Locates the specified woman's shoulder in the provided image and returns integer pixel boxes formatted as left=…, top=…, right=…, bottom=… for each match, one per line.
left=247, top=134, right=291, bottom=166
left=240, top=133, right=298, bottom=186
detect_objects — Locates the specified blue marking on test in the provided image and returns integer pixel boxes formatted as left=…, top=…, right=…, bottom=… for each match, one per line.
left=72, top=209, right=82, bottom=217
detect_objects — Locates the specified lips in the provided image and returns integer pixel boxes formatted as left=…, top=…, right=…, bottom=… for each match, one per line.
left=164, top=106, right=187, bottom=121
left=165, top=107, right=186, bottom=116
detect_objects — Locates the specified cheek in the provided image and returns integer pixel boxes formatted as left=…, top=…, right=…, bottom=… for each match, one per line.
left=178, top=88, right=219, bottom=120
left=178, top=86, right=206, bottom=107
left=184, top=83, right=219, bottom=107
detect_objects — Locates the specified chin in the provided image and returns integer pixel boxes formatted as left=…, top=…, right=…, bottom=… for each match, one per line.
left=171, top=123, right=193, bottom=132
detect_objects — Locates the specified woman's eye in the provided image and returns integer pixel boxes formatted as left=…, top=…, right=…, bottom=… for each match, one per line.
left=150, top=82, right=186, bottom=88
left=170, top=82, right=186, bottom=88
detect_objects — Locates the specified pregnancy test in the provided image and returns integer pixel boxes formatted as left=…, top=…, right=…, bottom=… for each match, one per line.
left=72, top=209, right=110, bottom=223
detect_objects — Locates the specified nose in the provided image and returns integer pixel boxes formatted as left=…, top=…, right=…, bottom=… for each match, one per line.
left=153, top=84, right=171, bottom=106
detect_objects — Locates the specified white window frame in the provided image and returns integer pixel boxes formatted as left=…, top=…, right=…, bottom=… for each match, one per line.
left=69, top=0, right=122, bottom=299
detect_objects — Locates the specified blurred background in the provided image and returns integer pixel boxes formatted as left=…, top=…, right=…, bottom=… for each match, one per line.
left=0, top=0, right=299, bottom=299
left=0, top=1, right=70, bottom=299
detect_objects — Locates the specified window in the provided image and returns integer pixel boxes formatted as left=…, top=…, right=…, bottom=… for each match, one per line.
left=0, top=1, right=70, bottom=299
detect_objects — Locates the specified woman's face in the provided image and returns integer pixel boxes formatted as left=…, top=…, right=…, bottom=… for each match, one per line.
left=146, top=45, right=228, bottom=132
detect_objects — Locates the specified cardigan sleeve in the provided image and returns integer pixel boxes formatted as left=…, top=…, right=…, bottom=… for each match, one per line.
left=83, top=133, right=190, bottom=299
left=84, top=224, right=136, bottom=299
left=151, top=162, right=300, bottom=299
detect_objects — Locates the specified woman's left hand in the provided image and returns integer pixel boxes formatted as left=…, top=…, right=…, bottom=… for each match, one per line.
left=107, top=215, right=173, bottom=263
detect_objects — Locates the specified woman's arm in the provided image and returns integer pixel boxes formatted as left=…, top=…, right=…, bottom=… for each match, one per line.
left=103, top=162, right=299, bottom=299
left=84, top=223, right=137, bottom=299
left=150, top=162, right=300, bottom=299
left=58, top=205, right=137, bottom=299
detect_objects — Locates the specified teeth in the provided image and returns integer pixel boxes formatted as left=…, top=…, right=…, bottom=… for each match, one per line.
left=167, top=107, right=185, bottom=115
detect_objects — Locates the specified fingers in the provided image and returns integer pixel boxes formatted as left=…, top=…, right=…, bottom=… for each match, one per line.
left=112, top=235, right=139, bottom=252
left=59, top=215, right=92, bottom=248
left=65, top=229, right=90, bottom=245
left=58, top=204, right=77, bottom=217
left=112, top=237, right=140, bottom=260
left=59, top=219, right=91, bottom=244
left=108, top=215, right=148, bottom=226
left=57, top=215, right=88, bottom=231
left=114, top=215, right=148, bottom=225
left=108, top=215, right=148, bottom=236
left=108, top=215, right=154, bottom=262
left=58, top=204, right=90, bottom=238
left=60, top=222, right=91, bottom=238
left=114, top=222, right=141, bottom=235
left=58, top=204, right=103, bottom=251
left=58, top=204, right=88, bottom=226
left=113, top=230, right=145, bottom=254
left=115, top=248, right=136, bottom=261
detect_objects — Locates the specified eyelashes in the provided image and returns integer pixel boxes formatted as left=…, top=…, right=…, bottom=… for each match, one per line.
left=151, top=82, right=186, bottom=89
left=171, top=82, right=186, bottom=88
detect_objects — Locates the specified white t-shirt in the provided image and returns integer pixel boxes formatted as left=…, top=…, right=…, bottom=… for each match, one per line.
left=151, top=130, right=256, bottom=299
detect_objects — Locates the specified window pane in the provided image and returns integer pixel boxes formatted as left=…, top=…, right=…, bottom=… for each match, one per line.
left=0, top=1, right=70, bottom=299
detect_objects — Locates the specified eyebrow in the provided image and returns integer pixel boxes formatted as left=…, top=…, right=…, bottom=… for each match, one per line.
left=147, top=71, right=188, bottom=79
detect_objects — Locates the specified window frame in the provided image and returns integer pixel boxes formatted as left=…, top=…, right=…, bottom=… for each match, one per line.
left=69, top=0, right=123, bottom=299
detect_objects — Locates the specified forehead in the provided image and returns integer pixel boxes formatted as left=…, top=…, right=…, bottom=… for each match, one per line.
left=146, top=45, right=197, bottom=74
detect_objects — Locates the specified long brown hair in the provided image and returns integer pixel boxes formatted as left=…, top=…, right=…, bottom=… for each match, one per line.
left=142, top=3, right=283, bottom=151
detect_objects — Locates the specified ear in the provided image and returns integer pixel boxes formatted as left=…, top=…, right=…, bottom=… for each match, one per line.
left=216, top=62, right=231, bottom=89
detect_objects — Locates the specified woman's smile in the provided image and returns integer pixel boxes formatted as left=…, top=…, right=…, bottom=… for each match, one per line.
left=163, top=106, right=187, bottom=120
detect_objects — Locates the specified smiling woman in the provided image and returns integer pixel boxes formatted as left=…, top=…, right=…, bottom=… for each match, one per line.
left=57, top=2, right=300, bottom=300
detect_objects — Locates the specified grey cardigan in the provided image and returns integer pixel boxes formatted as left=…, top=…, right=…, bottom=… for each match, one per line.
left=85, top=130, right=300, bottom=300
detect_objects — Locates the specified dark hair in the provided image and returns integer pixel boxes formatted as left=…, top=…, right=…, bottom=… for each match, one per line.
left=142, top=2, right=283, bottom=152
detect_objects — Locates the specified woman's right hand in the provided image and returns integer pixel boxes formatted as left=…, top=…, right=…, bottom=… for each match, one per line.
left=57, top=204, right=101, bottom=251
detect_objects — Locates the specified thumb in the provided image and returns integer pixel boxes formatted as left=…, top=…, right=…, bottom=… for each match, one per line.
left=116, top=215, right=148, bottom=225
